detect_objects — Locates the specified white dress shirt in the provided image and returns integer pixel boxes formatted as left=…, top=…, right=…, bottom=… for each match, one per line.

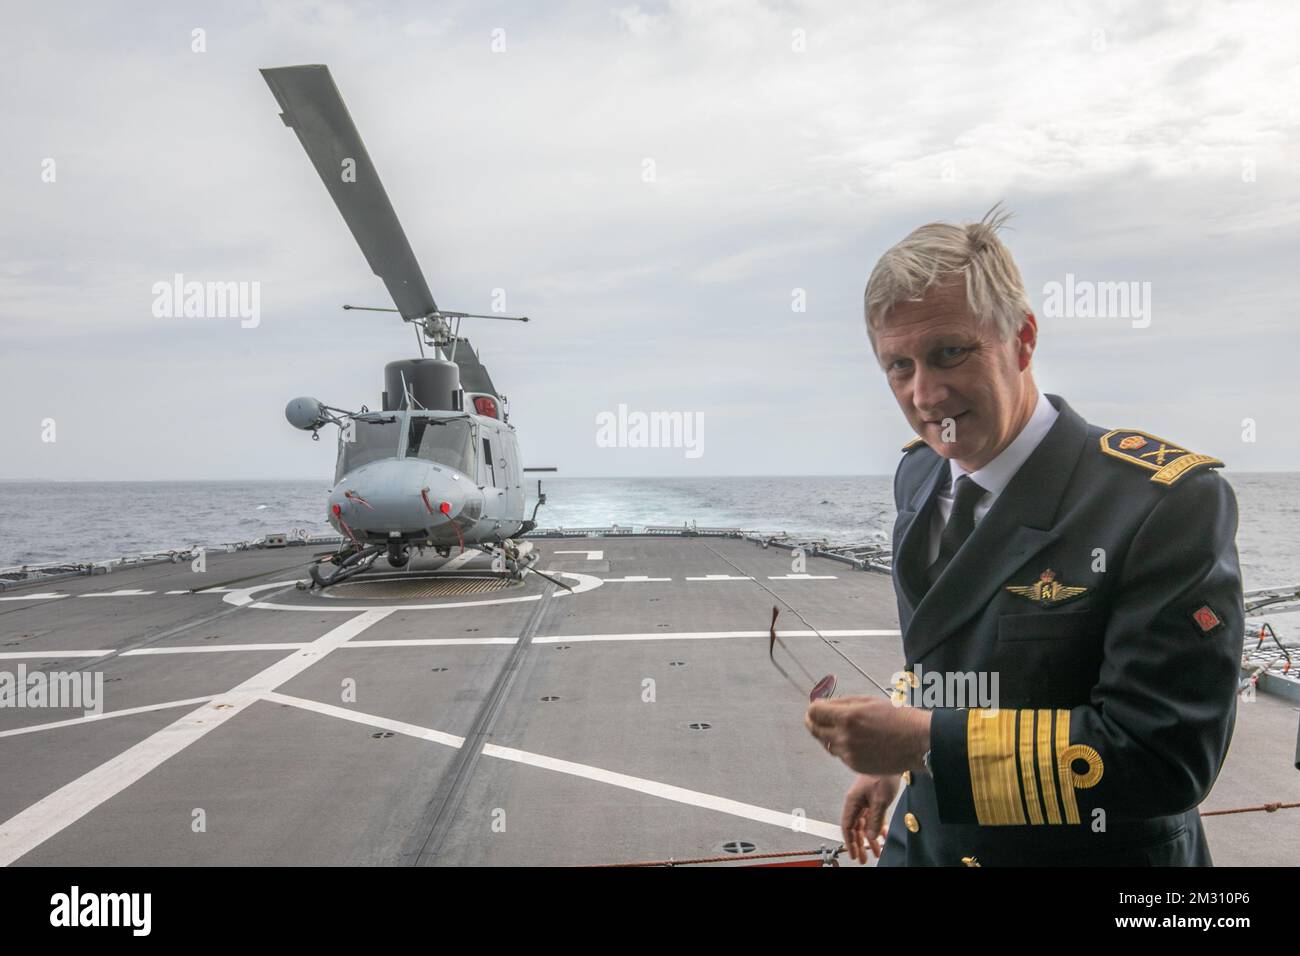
left=926, top=391, right=1059, bottom=565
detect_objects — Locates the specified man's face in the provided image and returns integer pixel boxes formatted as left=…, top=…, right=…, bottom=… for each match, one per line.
left=874, top=280, right=1036, bottom=470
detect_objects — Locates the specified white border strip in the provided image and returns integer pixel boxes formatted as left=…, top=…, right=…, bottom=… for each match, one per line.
left=533, top=628, right=900, bottom=644
left=0, top=697, right=215, bottom=739
left=484, top=744, right=840, bottom=842
left=263, top=692, right=465, bottom=748
left=0, top=651, right=112, bottom=660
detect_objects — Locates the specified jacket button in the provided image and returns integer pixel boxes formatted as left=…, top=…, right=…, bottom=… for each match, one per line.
left=961, top=856, right=981, bottom=867
left=904, top=812, right=919, bottom=833
left=902, top=770, right=911, bottom=785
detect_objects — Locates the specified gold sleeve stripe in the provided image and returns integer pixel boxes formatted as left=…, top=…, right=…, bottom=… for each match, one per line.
left=966, top=709, right=1026, bottom=825
left=1036, top=709, right=1062, bottom=824
left=1018, top=709, right=1044, bottom=825
left=966, top=708, right=1105, bottom=826
left=1063, top=744, right=1104, bottom=789
left=1060, top=743, right=1105, bottom=826
left=1056, top=711, right=1080, bottom=824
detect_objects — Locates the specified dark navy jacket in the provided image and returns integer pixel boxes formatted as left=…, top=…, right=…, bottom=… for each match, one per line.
left=879, top=393, right=1243, bottom=867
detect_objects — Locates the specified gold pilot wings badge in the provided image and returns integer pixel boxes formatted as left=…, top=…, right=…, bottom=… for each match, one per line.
left=1005, top=569, right=1089, bottom=607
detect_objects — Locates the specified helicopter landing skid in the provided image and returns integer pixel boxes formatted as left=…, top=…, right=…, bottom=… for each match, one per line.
left=478, top=540, right=540, bottom=583
left=479, top=541, right=574, bottom=592
left=306, top=544, right=384, bottom=590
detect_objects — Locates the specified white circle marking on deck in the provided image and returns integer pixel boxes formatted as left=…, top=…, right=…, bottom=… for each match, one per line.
left=222, top=571, right=603, bottom=612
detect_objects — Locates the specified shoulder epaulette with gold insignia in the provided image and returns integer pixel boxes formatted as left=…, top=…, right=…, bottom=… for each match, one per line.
left=901, top=436, right=926, bottom=452
left=1098, top=429, right=1223, bottom=486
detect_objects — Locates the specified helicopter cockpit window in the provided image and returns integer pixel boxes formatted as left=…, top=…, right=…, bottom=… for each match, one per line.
left=406, top=417, right=474, bottom=475
left=336, top=417, right=401, bottom=482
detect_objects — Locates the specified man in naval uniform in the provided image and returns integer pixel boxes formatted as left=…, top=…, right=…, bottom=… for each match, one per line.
left=804, top=207, right=1243, bottom=866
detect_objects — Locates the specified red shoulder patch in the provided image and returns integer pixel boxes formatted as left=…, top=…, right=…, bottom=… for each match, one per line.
left=1191, top=604, right=1223, bottom=635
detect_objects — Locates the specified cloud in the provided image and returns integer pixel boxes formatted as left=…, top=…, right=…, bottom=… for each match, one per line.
left=1, top=0, right=1297, bottom=479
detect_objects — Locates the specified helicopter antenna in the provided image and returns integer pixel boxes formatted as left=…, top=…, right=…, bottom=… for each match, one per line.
left=400, top=370, right=427, bottom=410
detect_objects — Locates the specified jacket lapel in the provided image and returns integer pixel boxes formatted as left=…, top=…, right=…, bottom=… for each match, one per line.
left=893, top=457, right=949, bottom=612
left=901, top=394, right=1088, bottom=662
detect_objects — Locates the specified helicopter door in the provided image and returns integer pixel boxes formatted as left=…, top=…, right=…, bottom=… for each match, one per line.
left=499, top=429, right=524, bottom=526
left=479, top=428, right=505, bottom=520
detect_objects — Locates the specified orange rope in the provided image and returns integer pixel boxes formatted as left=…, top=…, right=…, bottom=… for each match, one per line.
left=592, top=846, right=843, bottom=868
left=1200, top=801, right=1299, bottom=817
left=594, top=803, right=1300, bottom=866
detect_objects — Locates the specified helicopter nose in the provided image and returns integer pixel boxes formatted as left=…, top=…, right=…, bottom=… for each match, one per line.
left=329, top=459, right=469, bottom=540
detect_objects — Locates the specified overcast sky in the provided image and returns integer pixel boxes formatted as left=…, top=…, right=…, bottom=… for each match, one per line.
left=2, top=0, right=1297, bottom=480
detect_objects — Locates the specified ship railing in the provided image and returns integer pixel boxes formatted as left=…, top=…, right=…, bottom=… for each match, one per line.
left=525, top=526, right=638, bottom=538
left=1241, top=585, right=1300, bottom=704
left=742, top=532, right=893, bottom=573
left=524, top=525, right=747, bottom=538
left=0, top=533, right=341, bottom=590
left=520, top=525, right=895, bottom=572
left=1244, top=583, right=1300, bottom=615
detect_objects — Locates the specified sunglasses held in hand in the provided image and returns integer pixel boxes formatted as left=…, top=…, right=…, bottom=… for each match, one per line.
left=770, top=605, right=837, bottom=701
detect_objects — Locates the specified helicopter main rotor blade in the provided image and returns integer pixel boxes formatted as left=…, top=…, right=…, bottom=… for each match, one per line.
left=261, top=64, right=438, bottom=322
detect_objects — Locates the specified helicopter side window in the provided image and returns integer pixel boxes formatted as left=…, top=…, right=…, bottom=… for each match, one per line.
left=407, top=417, right=474, bottom=475
left=482, top=437, right=496, bottom=487
left=336, top=417, right=401, bottom=482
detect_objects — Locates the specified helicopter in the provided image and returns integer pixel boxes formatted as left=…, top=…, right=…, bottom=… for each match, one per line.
left=262, top=64, right=554, bottom=588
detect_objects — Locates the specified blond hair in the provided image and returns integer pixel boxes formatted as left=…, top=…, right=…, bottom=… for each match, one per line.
left=863, top=204, right=1032, bottom=354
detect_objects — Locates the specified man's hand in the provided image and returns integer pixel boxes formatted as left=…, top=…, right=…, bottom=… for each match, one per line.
left=841, top=773, right=899, bottom=863
left=804, top=696, right=932, bottom=775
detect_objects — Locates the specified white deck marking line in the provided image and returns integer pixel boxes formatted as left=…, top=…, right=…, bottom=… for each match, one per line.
left=0, top=698, right=215, bottom=739
left=165, top=590, right=191, bottom=595
left=343, top=638, right=517, bottom=648
left=0, top=651, right=113, bottom=659
left=113, top=638, right=518, bottom=656
left=263, top=694, right=838, bottom=841
left=0, top=593, right=66, bottom=602
left=604, top=576, right=671, bottom=582
left=439, top=548, right=483, bottom=571
left=0, top=608, right=393, bottom=867
left=263, top=692, right=466, bottom=748
left=685, top=575, right=753, bottom=581
left=767, top=574, right=837, bottom=580
left=554, top=550, right=604, bottom=560
left=223, top=581, right=312, bottom=606
left=225, top=572, right=603, bottom=612
left=484, top=744, right=841, bottom=842
left=121, top=644, right=310, bottom=655
left=533, top=628, right=901, bottom=644
left=79, top=590, right=156, bottom=597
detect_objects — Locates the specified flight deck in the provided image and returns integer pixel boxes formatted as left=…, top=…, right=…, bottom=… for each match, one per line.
left=0, top=536, right=1295, bottom=866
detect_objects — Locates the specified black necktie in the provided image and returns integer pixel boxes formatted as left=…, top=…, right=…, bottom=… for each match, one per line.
left=924, top=474, right=986, bottom=590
